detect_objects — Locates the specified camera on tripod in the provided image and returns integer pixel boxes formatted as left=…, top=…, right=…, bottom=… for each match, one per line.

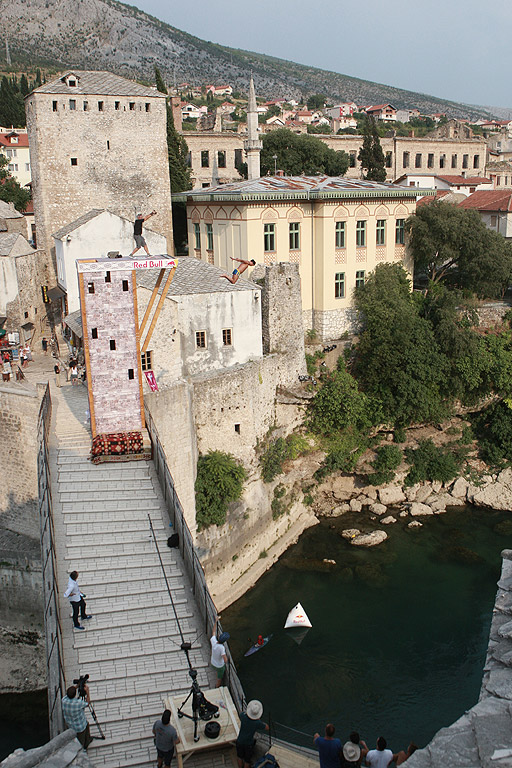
left=73, top=674, right=89, bottom=698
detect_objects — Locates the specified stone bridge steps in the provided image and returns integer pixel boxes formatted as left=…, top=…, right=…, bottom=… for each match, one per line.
left=51, top=383, right=222, bottom=768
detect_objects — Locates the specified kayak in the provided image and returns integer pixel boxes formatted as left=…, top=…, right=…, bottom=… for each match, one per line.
left=284, top=602, right=312, bottom=629
left=244, top=634, right=273, bottom=657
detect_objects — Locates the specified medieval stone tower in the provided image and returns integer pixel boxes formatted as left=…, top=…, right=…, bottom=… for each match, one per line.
left=25, top=70, right=174, bottom=261
left=244, top=77, right=262, bottom=180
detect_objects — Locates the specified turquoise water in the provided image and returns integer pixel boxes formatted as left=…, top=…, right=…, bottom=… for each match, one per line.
left=222, top=506, right=512, bottom=753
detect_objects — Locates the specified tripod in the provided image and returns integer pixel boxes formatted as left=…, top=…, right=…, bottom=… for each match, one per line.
left=76, top=682, right=106, bottom=741
left=177, top=668, right=219, bottom=742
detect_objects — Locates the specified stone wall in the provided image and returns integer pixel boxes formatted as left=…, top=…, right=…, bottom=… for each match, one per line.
left=0, top=385, right=44, bottom=625
left=0, top=386, right=42, bottom=539
left=312, top=307, right=360, bottom=340
left=26, top=88, right=173, bottom=264
left=475, top=302, right=511, bottom=329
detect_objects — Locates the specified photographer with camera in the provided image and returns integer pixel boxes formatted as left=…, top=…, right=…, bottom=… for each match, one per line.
left=62, top=680, right=93, bottom=750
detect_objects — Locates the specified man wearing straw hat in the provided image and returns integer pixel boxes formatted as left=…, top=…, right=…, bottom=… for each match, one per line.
left=235, top=699, right=269, bottom=768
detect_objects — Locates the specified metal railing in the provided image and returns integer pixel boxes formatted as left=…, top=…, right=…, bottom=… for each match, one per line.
left=38, top=384, right=66, bottom=737
left=145, top=407, right=246, bottom=714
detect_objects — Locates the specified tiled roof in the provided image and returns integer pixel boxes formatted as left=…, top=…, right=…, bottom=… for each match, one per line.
left=53, top=209, right=105, bottom=239
left=0, top=132, right=29, bottom=147
left=367, top=104, right=396, bottom=112
left=417, top=190, right=454, bottom=206
left=0, top=233, right=28, bottom=256
left=459, top=190, right=512, bottom=212
left=136, top=255, right=257, bottom=296
left=437, top=175, right=492, bottom=185
left=0, top=200, right=23, bottom=219
left=175, top=175, right=434, bottom=202
left=30, top=71, right=165, bottom=98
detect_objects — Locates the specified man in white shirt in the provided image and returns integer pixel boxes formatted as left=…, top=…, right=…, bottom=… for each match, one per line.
left=366, top=737, right=394, bottom=768
left=210, top=615, right=229, bottom=688
left=64, top=570, right=92, bottom=630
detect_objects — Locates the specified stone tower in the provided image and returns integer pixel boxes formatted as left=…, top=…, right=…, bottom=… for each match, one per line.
left=244, top=78, right=262, bottom=180
left=25, top=71, right=174, bottom=264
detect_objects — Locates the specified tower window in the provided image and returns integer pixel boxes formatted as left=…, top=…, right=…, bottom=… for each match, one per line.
left=83, top=101, right=89, bottom=111
left=145, top=103, right=151, bottom=112
left=218, top=150, right=226, bottom=168
left=91, top=328, right=98, bottom=339
left=201, top=150, right=209, bottom=168
left=115, top=101, right=120, bottom=110
left=129, top=102, right=135, bottom=111
left=88, top=282, right=95, bottom=294
left=335, top=272, right=345, bottom=299
left=105, top=271, right=111, bottom=283
left=141, top=351, right=153, bottom=371
left=222, top=328, right=232, bottom=346
left=264, top=223, right=275, bottom=252
left=196, top=331, right=206, bottom=349
left=98, top=101, right=104, bottom=111
left=122, top=280, right=129, bottom=291
left=71, top=157, right=78, bottom=166
left=128, top=368, right=135, bottom=380
left=107, top=140, right=110, bottom=150
left=52, top=101, right=58, bottom=112
left=69, top=99, right=76, bottom=110
left=110, top=339, right=116, bottom=350
left=235, top=424, right=241, bottom=434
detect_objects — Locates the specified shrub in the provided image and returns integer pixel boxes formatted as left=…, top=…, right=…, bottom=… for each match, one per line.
left=404, top=439, right=460, bottom=487
left=308, top=362, right=374, bottom=436
left=271, top=484, right=288, bottom=519
left=195, top=451, right=246, bottom=530
left=473, top=400, right=512, bottom=466
left=393, top=427, right=406, bottom=443
left=306, top=328, right=318, bottom=342
left=305, top=353, right=317, bottom=376
left=368, top=444, right=402, bottom=485
left=261, top=437, right=289, bottom=482
left=459, top=425, right=474, bottom=445
left=314, top=430, right=366, bottom=481
left=260, top=433, right=310, bottom=482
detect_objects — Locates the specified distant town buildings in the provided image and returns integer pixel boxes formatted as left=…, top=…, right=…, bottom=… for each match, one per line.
left=0, top=128, right=31, bottom=188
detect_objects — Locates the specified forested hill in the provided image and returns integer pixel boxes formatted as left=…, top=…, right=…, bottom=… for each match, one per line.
left=1, top=0, right=492, bottom=119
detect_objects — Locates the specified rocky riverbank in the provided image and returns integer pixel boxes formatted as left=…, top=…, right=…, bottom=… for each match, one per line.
left=0, top=625, right=46, bottom=693
left=313, top=466, right=512, bottom=546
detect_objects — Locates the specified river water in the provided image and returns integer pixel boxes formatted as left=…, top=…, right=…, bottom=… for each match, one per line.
left=222, top=506, right=512, bottom=753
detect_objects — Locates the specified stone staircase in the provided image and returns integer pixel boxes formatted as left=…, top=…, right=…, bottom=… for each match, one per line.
left=49, top=383, right=232, bottom=768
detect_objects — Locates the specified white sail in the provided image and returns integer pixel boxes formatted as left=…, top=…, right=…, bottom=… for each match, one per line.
left=284, top=602, right=312, bottom=629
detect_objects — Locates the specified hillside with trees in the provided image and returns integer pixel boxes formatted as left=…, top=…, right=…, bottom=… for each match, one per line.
left=0, top=0, right=494, bottom=120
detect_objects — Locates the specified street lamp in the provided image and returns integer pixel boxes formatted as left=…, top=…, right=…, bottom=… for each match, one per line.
left=272, top=154, right=277, bottom=175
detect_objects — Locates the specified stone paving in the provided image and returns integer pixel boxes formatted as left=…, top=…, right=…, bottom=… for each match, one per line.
left=47, top=376, right=236, bottom=768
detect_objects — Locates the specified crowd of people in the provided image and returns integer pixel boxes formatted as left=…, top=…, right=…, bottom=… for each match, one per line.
left=314, top=724, right=417, bottom=768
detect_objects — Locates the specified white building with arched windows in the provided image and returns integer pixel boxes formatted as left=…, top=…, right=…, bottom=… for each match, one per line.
left=174, top=175, right=434, bottom=339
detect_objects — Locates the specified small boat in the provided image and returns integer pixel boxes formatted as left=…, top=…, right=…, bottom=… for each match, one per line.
left=284, top=602, right=312, bottom=629
left=244, top=634, right=273, bottom=657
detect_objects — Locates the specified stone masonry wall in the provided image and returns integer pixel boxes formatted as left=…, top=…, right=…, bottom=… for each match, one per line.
left=0, top=386, right=42, bottom=539
left=83, top=268, right=143, bottom=435
left=26, top=90, right=173, bottom=264
left=476, top=302, right=511, bottom=329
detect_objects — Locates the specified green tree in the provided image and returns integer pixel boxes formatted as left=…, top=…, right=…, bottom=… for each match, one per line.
left=261, top=128, right=348, bottom=176
left=357, top=116, right=386, bottom=181
left=0, top=77, right=25, bottom=128
left=0, top=155, right=31, bottom=211
left=20, top=74, right=30, bottom=97
left=308, top=358, right=375, bottom=436
left=154, top=68, right=191, bottom=194
left=195, top=451, right=246, bottom=529
left=307, top=94, right=326, bottom=110
left=354, top=263, right=448, bottom=425
left=154, top=66, right=167, bottom=95
left=266, top=104, right=281, bottom=118
left=406, top=200, right=512, bottom=296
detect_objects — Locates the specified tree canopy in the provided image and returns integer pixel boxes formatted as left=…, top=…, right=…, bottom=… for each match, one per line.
left=0, top=155, right=31, bottom=212
left=155, top=67, right=191, bottom=194
left=261, top=128, right=348, bottom=177
left=306, top=94, right=326, bottom=110
left=357, top=116, right=386, bottom=182
left=354, top=263, right=448, bottom=425
left=406, top=200, right=512, bottom=297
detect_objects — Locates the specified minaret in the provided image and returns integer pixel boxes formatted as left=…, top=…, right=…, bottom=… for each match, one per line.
left=244, top=77, right=262, bottom=180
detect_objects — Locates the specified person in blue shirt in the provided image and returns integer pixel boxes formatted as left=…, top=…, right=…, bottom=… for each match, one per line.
left=313, top=723, right=342, bottom=768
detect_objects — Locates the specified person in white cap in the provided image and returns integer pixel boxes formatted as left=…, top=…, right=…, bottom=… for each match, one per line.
left=235, top=699, right=268, bottom=768
left=341, top=731, right=368, bottom=767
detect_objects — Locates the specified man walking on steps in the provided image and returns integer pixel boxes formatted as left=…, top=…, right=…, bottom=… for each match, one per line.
left=129, top=210, right=157, bottom=257
left=64, top=570, right=92, bottom=630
